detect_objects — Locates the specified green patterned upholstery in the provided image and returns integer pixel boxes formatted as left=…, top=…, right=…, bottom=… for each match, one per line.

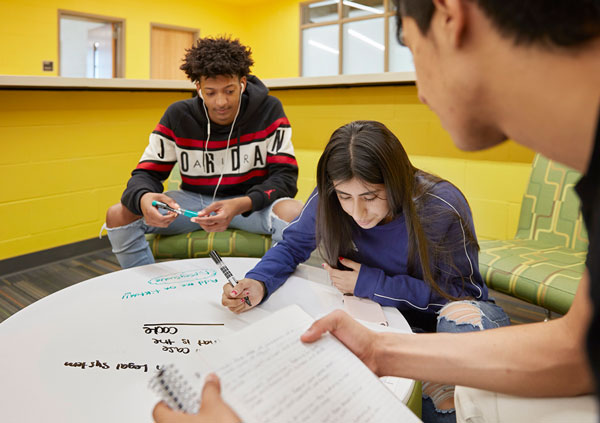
left=147, top=164, right=272, bottom=260
left=147, top=230, right=271, bottom=259
left=479, top=155, right=588, bottom=314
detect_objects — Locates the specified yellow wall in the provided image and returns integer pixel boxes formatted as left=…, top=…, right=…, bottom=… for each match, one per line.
left=0, top=85, right=534, bottom=260
left=0, top=1, right=537, bottom=260
left=0, top=0, right=247, bottom=79
left=0, top=89, right=192, bottom=259
left=0, top=0, right=300, bottom=80
left=271, top=85, right=535, bottom=241
left=272, top=85, right=534, bottom=162
left=239, top=0, right=301, bottom=79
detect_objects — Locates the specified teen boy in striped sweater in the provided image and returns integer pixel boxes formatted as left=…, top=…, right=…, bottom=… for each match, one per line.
left=105, top=36, right=302, bottom=269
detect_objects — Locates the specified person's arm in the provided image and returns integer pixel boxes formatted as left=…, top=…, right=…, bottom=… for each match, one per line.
left=121, top=106, right=178, bottom=215
left=303, top=271, right=595, bottom=397
left=243, top=102, right=299, bottom=214
left=245, top=190, right=318, bottom=300
left=353, top=265, right=446, bottom=311
left=221, top=191, right=318, bottom=313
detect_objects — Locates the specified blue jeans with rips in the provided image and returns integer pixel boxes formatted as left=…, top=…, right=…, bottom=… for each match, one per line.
left=421, top=300, right=510, bottom=423
left=105, top=189, right=291, bottom=269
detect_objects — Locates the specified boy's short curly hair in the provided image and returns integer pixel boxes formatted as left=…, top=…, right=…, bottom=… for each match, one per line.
left=180, top=35, right=254, bottom=83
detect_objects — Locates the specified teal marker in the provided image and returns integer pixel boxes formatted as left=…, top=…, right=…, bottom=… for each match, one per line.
left=152, top=200, right=199, bottom=218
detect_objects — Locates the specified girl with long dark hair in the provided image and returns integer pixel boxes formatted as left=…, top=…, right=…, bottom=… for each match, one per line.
left=222, top=120, right=509, bottom=421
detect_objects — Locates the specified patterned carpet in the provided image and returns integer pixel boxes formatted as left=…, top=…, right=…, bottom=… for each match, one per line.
left=0, top=248, right=555, bottom=324
left=0, top=249, right=120, bottom=322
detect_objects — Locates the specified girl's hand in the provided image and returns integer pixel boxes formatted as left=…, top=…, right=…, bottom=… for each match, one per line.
left=323, top=257, right=361, bottom=295
left=221, top=278, right=265, bottom=314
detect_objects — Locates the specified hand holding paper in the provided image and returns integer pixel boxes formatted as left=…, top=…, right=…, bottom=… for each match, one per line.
left=151, top=305, right=420, bottom=423
left=152, top=373, right=241, bottom=423
left=301, top=309, right=382, bottom=375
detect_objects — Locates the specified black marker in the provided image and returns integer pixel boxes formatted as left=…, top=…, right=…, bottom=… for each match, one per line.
left=209, top=250, right=252, bottom=306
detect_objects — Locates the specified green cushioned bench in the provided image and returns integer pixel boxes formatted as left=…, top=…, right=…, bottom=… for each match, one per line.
left=479, top=155, right=588, bottom=315
left=146, top=164, right=272, bottom=259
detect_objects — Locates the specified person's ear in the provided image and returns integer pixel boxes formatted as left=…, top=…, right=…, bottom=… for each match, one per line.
left=195, top=82, right=204, bottom=100
left=432, top=0, right=468, bottom=48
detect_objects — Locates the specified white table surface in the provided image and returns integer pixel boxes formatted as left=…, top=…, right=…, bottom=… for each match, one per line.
left=0, top=258, right=413, bottom=422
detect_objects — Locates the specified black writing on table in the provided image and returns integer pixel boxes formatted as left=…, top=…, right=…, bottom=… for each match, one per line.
left=64, top=360, right=110, bottom=370
left=162, top=346, right=191, bottom=354
left=143, top=322, right=224, bottom=335
left=143, top=323, right=222, bottom=354
left=63, top=360, right=153, bottom=372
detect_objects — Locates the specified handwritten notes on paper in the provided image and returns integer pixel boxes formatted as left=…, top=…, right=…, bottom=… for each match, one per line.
left=196, top=305, right=421, bottom=423
left=121, top=269, right=219, bottom=301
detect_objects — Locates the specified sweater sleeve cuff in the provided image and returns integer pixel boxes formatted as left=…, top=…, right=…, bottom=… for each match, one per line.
left=245, top=270, right=276, bottom=303
left=242, top=191, right=266, bottom=216
left=353, top=265, right=381, bottom=299
left=123, top=189, right=152, bottom=216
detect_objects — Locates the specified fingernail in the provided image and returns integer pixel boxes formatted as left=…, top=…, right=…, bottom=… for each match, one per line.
left=339, top=256, right=344, bottom=261
left=206, top=373, right=217, bottom=383
left=321, top=263, right=325, bottom=268
left=244, top=291, right=249, bottom=296
left=231, top=290, right=237, bottom=296
left=240, top=299, right=245, bottom=303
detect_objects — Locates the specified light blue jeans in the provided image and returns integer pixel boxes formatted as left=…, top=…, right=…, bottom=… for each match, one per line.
left=106, top=190, right=291, bottom=269
left=421, top=300, right=510, bottom=423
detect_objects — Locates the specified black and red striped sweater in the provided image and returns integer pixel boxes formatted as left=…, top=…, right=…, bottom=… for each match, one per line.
left=120, top=75, right=299, bottom=216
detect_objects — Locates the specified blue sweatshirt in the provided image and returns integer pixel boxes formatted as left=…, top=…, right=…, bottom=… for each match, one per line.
left=246, top=182, right=487, bottom=321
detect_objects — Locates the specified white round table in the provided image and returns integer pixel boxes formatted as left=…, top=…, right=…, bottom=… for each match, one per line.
left=0, top=258, right=413, bottom=422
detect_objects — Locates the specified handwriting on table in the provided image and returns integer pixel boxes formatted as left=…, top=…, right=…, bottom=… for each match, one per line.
left=143, top=323, right=222, bottom=354
left=121, top=269, right=219, bottom=300
left=63, top=360, right=152, bottom=372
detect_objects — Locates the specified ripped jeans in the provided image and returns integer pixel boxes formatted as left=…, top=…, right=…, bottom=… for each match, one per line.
left=421, top=300, right=510, bottom=423
left=105, top=189, right=291, bottom=269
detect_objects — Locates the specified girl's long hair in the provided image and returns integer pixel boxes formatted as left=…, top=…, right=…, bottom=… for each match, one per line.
left=316, top=120, right=477, bottom=301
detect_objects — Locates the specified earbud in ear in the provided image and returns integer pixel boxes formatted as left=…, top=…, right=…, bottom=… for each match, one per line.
left=240, top=82, right=244, bottom=92
left=198, top=89, right=204, bottom=100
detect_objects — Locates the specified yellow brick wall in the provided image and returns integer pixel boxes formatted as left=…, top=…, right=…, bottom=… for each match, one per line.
left=0, top=89, right=191, bottom=259
left=0, top=85, right=534, bottom=260
left=272, top=85, right=534, bottom=163
left=275, top=84, right=535, bottom=242
left=409, top=156, right=531, bottom=240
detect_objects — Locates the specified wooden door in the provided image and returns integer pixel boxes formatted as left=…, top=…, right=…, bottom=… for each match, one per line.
left=151, top=26, right=196, bottom=80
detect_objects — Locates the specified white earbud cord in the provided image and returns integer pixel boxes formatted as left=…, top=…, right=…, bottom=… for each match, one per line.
left=200, top=88, right=211, bottom=167
left=199, top=86, right=243, bottom=204
left=212, top=99, right=241, bottom=203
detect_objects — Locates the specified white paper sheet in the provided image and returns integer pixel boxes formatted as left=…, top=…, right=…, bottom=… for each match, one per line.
left=188, top=305, right=421, bottom=423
